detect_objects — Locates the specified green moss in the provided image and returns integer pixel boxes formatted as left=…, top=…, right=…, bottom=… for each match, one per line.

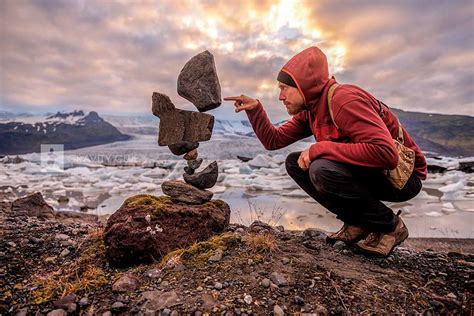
left=151, top=204, right=166, bottom=220
left=160, top=233, right=239, bottom=268
left=203, top=199, right=226, bottom=209
left=123, top=195, right=171, bottom=218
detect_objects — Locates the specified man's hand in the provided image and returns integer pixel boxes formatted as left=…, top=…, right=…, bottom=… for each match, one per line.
left=223, top=95, right=259, bottom=113
left=298, top=148, right=311, bottom=171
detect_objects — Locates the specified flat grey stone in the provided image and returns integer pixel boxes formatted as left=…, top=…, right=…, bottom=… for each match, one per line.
left=270, top=272, right=288, bottom=287
left=177, top=50, right=222, bottom=112
left=112, top=274, right=140, bottom=292
left=136, top=290, right=179, bottom=313
left=183, top=161, right=218, bottom=189
left=162, top=180, right=213, bottom=204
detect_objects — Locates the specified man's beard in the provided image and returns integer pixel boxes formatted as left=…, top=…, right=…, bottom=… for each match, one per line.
left=287, top=104, right=304, bottom=116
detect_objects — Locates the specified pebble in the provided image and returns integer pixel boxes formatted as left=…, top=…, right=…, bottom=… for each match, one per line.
left=78, top=297, right=89, bottom=307
left=47, top=310, right=67, bottom=316
left=145, top=268, right=161, bottom=279
left=244, top=294, right=252, bottom=304
left=170, top=311, right=179, bottom=316
left=446, top=292, right=457, bottom=299
left=214, top=282, right=223, bottom=290
left=112, top=274, right=139, bottom=292
left=161, top=308, right=171, bottom=316
left=282, top=257, right=290, bottom=264
left=273, top=305, right=284, bottom=316
left=236, top=228, right=244, bottom=233
left=261, top=278, right=271, bottom=288
left=111, top=301, right=125, bottom=311
left=270, top=272, right=288, bottom=287
left=44, top=256, right=57, bottom=264
left=294, top=295, right=305, bottom=305
left=208, top=249, right=223, bottom=262
left=54, top=233, right=70, bottom=241
left=314, top=304, right=328, bottom=314
left=247, top=259, right=254, bottom=265
left=60, top=248, right=70, bottom=257
left=333, top=241, right=346, bottom=250
left=7, top=241, right=17, bottom=248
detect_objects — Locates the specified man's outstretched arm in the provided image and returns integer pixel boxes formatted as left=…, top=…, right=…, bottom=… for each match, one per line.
left=224, top=95, right=312, bottom=150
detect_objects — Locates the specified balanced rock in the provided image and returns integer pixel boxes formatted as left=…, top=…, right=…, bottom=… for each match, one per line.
left=104, top=194, right=230, bottom=267
left=152, top=92, right=175, bottom=118
left=168, top=141, right=199, bottom=156
left=162, top=180, right=213, bottom=204
left=184, top=158, right=203, bottom=175
left=183, top=148, right=198, bottom=160
left=183, top=161, right=218, bottom=189
left=11, top=192, right=55, bottom=219
left=152, top=93, right=214, bottom=146
left=177, top=50, right=222, bottom=112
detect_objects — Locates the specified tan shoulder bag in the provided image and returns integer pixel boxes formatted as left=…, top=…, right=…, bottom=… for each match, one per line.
left=327, top=83, right=415, bottom=190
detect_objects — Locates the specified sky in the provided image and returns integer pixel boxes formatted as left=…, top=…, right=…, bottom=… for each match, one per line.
left=1, top=0, right=473, bottom=121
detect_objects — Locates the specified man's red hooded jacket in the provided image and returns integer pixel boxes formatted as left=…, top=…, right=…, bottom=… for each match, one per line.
left=245, top=47, right=427, bottom=180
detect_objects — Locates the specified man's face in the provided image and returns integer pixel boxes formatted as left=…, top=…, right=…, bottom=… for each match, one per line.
left=278, top=82, right=305, bottom=116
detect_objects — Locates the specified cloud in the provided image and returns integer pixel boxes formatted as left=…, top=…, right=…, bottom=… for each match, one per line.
left=0, top=0, right=472, bottom=120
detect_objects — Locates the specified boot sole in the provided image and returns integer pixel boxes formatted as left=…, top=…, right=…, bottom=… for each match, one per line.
left=326, top=232, right=368, bottom=246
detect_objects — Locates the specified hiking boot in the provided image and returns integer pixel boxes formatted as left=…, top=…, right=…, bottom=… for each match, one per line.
left=326, top=224, right=367, bottom=245
left=355, top=211, right=409, bottom=257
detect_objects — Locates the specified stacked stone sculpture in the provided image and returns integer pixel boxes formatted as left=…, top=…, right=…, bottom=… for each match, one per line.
left=152, top=50, right=222, bottom=204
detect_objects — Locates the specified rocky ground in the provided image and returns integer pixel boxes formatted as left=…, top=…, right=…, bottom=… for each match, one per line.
left=1, top=198, right=473, bottom=315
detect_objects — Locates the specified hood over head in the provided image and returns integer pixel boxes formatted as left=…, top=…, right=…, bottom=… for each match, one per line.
left=279, top=47, right=330, bottom=108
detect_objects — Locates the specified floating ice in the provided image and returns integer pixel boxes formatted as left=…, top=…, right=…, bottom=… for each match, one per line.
left=424, top=211, right=444, bottom=217
left=248, top=154, right=273, bottom=168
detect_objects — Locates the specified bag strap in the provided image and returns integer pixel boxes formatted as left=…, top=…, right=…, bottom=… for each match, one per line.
left=327, top=83, right=341, bottom=130
left=328, top=83, right=405, bottom=144
left=396, top=118, right=404, bottom=144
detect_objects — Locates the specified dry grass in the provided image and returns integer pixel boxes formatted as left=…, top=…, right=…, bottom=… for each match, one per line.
left=243, top=233, right=278, bottom=253
left=31, top=228, right=108, bottom=304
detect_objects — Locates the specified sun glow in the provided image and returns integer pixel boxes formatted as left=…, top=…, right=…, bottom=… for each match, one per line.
left=179, top=0, right=346, bottom=74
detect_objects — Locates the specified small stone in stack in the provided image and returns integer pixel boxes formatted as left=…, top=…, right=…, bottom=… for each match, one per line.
left=183, top=161, right=218, bottom=190
left=184, top=158, right=203, bottom=175
left=168, top=142, right=199, bottom=156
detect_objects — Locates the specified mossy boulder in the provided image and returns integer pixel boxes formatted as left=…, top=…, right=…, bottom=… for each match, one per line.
left=104, top=194, right=231, bottom=267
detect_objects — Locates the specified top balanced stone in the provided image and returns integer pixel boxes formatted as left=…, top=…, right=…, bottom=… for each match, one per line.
left=177, top=50, right=222, bottom=112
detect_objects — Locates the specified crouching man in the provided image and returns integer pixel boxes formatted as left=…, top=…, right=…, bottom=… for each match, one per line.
left=224, top=46, right=427, bottom=257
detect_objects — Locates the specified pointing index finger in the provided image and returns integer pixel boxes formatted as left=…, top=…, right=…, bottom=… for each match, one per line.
left=223, top=96, right=242, bottom=101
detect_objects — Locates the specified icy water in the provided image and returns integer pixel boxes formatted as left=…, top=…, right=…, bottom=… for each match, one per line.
left=1, top=135, right=473, bottom=238
left=91, top=187, right=473, bottom=239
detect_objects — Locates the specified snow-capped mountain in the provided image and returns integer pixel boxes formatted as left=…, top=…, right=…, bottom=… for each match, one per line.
left=0, top=111, right=130, bottom=155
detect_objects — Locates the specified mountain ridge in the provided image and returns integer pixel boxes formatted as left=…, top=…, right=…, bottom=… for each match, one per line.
left=0, top=111, right=131, bottom=155
left=1, top=108, right=472, bottom=157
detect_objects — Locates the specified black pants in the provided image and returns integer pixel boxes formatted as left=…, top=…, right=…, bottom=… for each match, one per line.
left=285, top=152, right=422, bottom=233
